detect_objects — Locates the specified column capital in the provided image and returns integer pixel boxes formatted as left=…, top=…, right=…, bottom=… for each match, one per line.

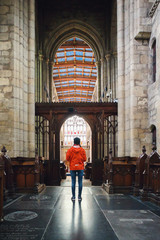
left=105, top=52, right=112, bottom=60
left=38, top=50, right=44, bottom=61
left=112, top=52, right=117, bottom=57
left=38, top=53, right=43, bottom=61
left=96, top=60, right=101, bottom=67
left=45, top=58, right=49, bottom=64
left=100, top=57, right=105, bottom=63
left=49, top=61, right=54, bottom=67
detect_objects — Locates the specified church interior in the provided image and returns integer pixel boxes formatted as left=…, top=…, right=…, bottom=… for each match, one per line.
left=0, top=0, right=160, bottom=239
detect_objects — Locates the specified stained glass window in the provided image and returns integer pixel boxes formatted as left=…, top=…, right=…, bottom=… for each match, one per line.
left=63, top=116, right=87, bottom=146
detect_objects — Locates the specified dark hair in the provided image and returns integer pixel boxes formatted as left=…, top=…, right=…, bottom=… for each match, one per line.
left=74, top=137, right=80, bottom=145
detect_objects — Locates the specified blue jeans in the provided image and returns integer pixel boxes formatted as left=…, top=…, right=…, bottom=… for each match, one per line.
left=70, top=170, right=84, bottom=198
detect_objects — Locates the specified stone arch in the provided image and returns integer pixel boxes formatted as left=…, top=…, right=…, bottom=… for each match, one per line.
left=149, top=36, right=156, bottom=50
left=43, top=20, right=105, bottom=101
left=44, top=20, right=105, bottom=61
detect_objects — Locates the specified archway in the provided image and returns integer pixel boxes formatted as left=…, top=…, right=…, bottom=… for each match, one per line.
left=60, top=115, right=92, bottom=179
left=43, top=20, right=105, bottom=102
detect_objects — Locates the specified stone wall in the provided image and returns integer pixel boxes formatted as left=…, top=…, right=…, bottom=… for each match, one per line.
left=0, top=0, right=35, bottom=157
left=148, top=2, right=160, bottom=150
left=117, top=0, right=153, bottom=157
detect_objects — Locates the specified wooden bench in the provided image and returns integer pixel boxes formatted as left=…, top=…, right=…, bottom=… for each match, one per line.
left=103, top=150, right=137, bottom=194
left=141, top=146, right=160, bottom=204
left=133, top=146, right=148, bottom=196
left=0, top=157, right=4, bottom=222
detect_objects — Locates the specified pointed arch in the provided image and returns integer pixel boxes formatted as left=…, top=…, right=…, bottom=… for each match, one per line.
left=44, top=20, right=105, bottom=61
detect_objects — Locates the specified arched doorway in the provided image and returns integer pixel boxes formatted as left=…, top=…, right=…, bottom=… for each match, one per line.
left=60, top=115, right=92, bottom=177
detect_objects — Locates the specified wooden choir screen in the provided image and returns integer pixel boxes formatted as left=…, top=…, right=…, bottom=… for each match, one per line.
left=35, top=102, right=118, bottom=185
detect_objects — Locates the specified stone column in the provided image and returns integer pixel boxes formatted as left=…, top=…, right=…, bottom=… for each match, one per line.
left=112, top=52, right=117, bottom=100
left=100, top=58, right=105, bottom=100
left=129, top=0, right=149, bottom=156
left=96, top=60, right=101, bottom=102
left=49, top=61, right=54, bottom=102
left=38, top=53, right=43, bottom=102
left=28, top=0, right=35, bottom=157
left=42, top=58, right=50, bottom=102
left=0, top=0, right=36, bottom=157
left=46, top=59, right=50, bottom=102
left=117, top=0, right=125, bottom=156
left=104, top=58, right=107, bottom=90
left=105, top=53, right=111, bottom=101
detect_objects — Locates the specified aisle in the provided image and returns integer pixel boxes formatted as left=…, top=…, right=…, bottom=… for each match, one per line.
left=1, top=180, right=160, bottom=240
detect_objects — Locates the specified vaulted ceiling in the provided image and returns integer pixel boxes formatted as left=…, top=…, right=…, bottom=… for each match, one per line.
left=53, top=37, right=97, bottom=102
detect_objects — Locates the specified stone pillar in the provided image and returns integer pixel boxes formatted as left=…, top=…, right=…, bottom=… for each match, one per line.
left=49, top=61, right=54, bottom=102
left=129, top=0, right=149, bottom=156
left=46, top=59, right=50, bottom=102
left=112, top=52, right=117, bottom=100
left=103, top=57, right=108, bottom=100
left=0, top=0, right=35, bottom=157
left=28, top=0, right=35, bottom=157
left=117, top=0, right=125, bottom=156
left=38, top=53, right=43, bottom=102
left=96, top=60, right=101, bottom=102
left=105, top=53, right=111, bottom=101
left=100, top=58, right=105, bottom=100
left=42, top=58, right=50, bottom=102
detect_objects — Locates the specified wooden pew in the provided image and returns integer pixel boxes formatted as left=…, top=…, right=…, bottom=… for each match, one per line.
left=0, top=156, right=4, bottom=222
left=11, top=149, right=45, bottom=193
left=60, top=161, right=66, bottom=179
left=141, top=146, right=160, bottom=204
left=103, top=156, right=108, bottom=183
left=133, top=146, right=148, bottom=196
left=84, top=162, right=92, bottom=180
left=103, top=149, right=137, bottom=194
left=1, top=146, right=14, bottom=198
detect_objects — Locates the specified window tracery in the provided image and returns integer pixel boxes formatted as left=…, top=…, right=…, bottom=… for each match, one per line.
left=63, top=116, right=87, bottom=146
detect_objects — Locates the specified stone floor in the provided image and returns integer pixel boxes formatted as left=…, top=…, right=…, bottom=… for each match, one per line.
left=1, top=178, right=160, bottom=240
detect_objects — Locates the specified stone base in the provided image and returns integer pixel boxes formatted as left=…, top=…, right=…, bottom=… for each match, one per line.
left=92, top=180, right=103, bottom=186
left=34, top=184, right=46, bottom=194
left=103, top=183, right=114, bottom=194
left=103, top=183, right=133, bottom=194
left=133, top=187, right=140, bottom=196
left=15, top=184, right=46, bottom=194
left=141, top=191, right=160, bottom=206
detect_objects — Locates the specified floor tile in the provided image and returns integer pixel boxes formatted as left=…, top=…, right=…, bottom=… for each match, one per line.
left=103, top=209, right=160, bottom=240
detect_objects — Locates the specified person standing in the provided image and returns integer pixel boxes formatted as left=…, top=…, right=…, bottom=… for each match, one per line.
left=66, top=137, right=86, bottom=201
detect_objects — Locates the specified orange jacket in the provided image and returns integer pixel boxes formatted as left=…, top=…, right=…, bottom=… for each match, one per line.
left=66, top=145, right=86, bottom=170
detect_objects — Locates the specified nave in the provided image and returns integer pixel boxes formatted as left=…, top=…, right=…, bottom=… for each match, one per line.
left=1, top=179, right=160, bottom=240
